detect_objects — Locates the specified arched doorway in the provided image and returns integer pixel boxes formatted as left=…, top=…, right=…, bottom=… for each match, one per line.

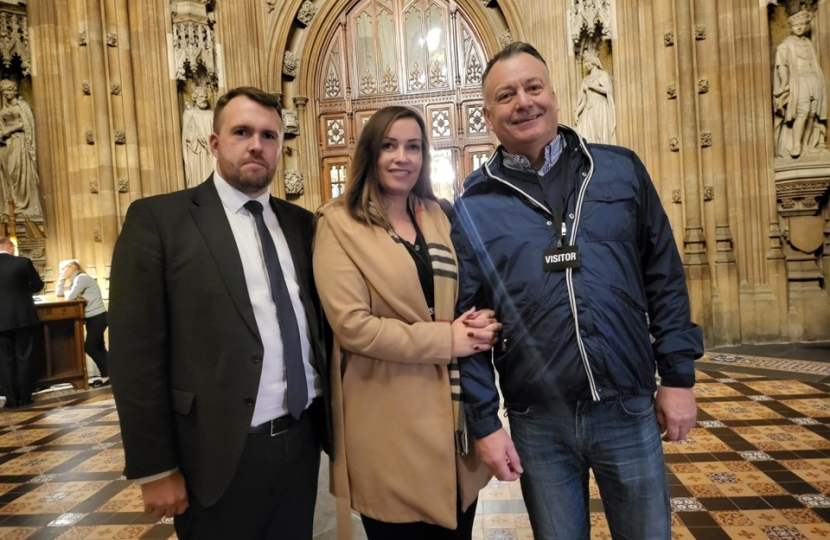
left=315, top=0, right=494, bottom=202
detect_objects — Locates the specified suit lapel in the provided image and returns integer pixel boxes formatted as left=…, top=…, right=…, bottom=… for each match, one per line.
left=191, top=176, right=260, bottom=339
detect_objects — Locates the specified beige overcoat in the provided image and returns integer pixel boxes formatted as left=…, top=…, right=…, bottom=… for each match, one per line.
left=313, top=200, right=491, bottom=538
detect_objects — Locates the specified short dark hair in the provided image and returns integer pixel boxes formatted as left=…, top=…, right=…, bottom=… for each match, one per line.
left=213, top=87, right=283, bottom=133
left=481, top=42, right=548, bottom=89
left=343, top=106, right=435, bottom=229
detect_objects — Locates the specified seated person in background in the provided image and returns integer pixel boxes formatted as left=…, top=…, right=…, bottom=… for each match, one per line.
left=56, top=259, right=109, bottom=387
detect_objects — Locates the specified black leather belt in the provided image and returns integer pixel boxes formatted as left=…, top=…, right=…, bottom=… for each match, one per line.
left=248, top=413, right=302, bottom=436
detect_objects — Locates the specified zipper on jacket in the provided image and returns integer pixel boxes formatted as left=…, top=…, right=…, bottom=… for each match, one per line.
left=482, top=138, right=601, bottom=401
left=567, top=133, right=600, bottom=401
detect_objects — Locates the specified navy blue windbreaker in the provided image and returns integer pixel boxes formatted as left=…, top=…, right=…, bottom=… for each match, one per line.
left=451, top=126, right=704, bottom=439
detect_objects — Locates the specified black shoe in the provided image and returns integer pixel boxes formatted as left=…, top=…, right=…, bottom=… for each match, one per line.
left=91, top=380, right=104, bottom=388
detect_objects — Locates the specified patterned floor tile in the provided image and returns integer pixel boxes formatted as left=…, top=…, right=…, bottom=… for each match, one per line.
left=0, top=528, right=38, bottom=540
left=52, top=525, right=154, bottom=539
left=0, top=360, right=827, bottom=539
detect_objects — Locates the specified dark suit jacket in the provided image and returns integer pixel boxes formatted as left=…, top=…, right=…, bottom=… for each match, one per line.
left=0, top=253, right=43, bottom=332
left=108, top=177, right=332, bottom=508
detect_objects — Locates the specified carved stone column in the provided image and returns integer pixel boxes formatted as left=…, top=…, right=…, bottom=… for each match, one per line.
left=698, top=1, right=740, bottom=344
left=292, top=96, right=323, bottom=210
left=213, top=0, right=267, bottom=91
left=674, top=0, right=712, bottom=339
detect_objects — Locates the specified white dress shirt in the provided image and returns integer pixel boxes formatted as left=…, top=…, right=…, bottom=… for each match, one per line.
left=214, top=173, right=322, bottom=426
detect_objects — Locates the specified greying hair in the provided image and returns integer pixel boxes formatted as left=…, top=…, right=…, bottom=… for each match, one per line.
left=481, top=42, right=548, bottom=89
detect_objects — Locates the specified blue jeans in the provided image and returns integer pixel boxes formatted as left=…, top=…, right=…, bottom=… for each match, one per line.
left=508, top=396, right=670, bottom=540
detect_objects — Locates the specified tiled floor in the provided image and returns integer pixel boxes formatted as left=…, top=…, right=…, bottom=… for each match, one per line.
left=1, top=355, right=829, bottom=539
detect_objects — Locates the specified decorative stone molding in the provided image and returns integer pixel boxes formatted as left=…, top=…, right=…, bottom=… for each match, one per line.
left=284, top=171, right=304, bottom=196
left=85, top=131, right=95, bottom=145
left=111, top=83, right=121, bottom=95
left=568, top=0, right=612, bottom=44
left=117, top=179, right=129, bottom=193
left=774, top=160, right=830, bottom=218
left=114, top=131, right=126, bottom=145
left=106, top=33, right=118, bottom=47
left=666, top=83, right=676, bottom=99
left=296, top=1, right=317, bottom=26
left=698, top=78, right=709, bottom=94
left=669, top=137, right=679, bottom=152
left=78, top=30, right=88, bottom=46
left=701, top=131, right=712, bottom=148
left=89, top=180, right=99, bottom=194
left=293, top=96, right=309, bottom=109
left=694, top=25, right=706, bottom=40
left=664, top=31, right=674, bottom=46
left=0, top=6, right=31, bottom=76
left=283, top=51, right=298, bottom=78
left=82, top=82, right=91, bottom=95
left=266, top=0, right=277, bottom=12
left=703, top=186, right=714, bottom=201
left=93, top=229, right=102, bottom=242
left=672, top=190, right=682, bottom=203
left=283, top=110, right=299, bottom=137
left=498, top=30, right=513, bottom=50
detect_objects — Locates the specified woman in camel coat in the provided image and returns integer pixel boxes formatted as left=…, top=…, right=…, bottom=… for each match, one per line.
left=313, top=106, right=496, bottom=539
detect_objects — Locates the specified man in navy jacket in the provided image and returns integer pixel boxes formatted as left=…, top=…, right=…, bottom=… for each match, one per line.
left=452, top=43, right=703, bottom=540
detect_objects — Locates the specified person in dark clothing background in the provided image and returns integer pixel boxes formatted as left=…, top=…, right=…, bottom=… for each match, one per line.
left=0, top=236, right=43, bottom=408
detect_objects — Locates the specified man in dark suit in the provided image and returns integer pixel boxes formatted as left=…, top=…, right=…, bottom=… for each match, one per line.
left=109, top=87, right=331, bottom=540
left=0, top=236, right=43, bottom=408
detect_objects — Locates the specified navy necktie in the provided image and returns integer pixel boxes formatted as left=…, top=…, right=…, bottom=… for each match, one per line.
left=244, top=200, right=308, bottom=419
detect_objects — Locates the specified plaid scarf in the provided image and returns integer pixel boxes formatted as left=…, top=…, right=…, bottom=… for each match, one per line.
left=390, top=201, right=469, bottom=454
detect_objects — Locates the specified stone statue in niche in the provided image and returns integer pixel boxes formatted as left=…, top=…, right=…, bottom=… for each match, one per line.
left=575, top=51, right=616, bottom=144
left=773, top=9, right=827, bottom=158
left=0, top=79, right=42, bottom=218
left=182, top=86, right=215, bottom=188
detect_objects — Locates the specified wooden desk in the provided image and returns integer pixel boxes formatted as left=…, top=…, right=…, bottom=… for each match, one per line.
left=35, top=296, right=88, bottom=390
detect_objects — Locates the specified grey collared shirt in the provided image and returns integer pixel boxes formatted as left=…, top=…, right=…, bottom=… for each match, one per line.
left=501, top=134, right=565, bottom=176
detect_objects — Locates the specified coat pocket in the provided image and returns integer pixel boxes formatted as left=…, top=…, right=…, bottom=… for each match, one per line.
left=580, top=183, right=637, bottom=242
left=171, top=387, right=195, bottom=415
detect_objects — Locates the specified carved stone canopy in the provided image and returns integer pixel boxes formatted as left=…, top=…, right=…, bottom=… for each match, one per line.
left=0, top=5, right=30, bottom=76
left=173, top=21, right=217, bottom=82
left=568, top=0, right=612, bottom=44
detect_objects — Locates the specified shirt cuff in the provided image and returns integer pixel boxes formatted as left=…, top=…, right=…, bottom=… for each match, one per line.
left=132, top=468, right=178, bottom=485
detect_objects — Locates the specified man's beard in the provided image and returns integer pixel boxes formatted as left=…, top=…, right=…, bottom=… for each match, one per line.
left=228, top=169, right=274, bottom=195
